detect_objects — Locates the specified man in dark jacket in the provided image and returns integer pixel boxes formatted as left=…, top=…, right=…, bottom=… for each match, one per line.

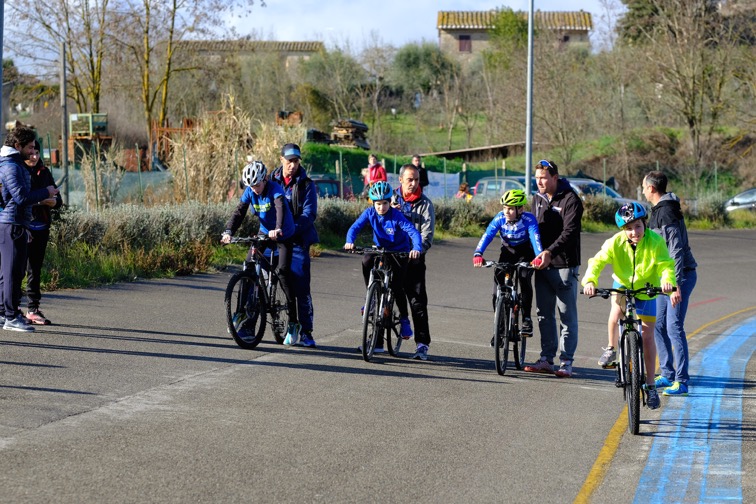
left=270, top=143, right=319, bottom=347
left=643, top=171, right=697, bottom=396
left=525, top=160, right=583, bottom=377
left=0, top=127, right=59, bottom=332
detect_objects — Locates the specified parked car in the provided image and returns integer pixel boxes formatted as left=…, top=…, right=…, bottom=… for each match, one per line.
left=309, top=174, right=353, bottom=199
left=725, top=188, right=756, bottom=213
left=471, top=176, right=537, bottom=199
left=567, top=178, right=646, bottom=210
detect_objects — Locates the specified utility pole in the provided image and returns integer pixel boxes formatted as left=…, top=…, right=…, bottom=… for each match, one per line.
left=524, top=0, right=534, bottom=195
left=61, top=43, right=70, bottom=205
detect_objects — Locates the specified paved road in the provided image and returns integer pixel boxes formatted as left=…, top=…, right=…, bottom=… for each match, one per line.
left=1, top=229, right=754, bottom=503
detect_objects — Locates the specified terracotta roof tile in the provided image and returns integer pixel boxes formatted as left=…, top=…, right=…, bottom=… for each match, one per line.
left=177, top=40, right=324, bottom=53
left=437, top=10, right=593, bottom=31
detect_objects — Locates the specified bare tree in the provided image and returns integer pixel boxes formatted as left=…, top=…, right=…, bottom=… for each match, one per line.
left=631, top=0, right=740, bottom=182
left=360, top=32, right=397, bottom=151
left=6, top=0, right=111, bottom=113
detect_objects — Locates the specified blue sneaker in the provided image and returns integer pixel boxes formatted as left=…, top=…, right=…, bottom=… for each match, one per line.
left=283, top=322, right=301, bottom=346
left=412, top=344, right=429, bottom=361
left=298, top=331, right=317, bottom=348
left=663, top=382, right=689, bottom=396
left=654, top=375, right=673, bottom=388
left=399, top=317, right=413, bottom=339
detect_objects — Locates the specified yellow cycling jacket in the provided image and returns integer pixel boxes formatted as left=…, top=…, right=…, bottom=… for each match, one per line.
left=581, top=228, right=676, bottom=300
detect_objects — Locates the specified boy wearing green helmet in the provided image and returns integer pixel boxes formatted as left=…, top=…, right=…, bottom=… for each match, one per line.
left=473, top=189, right=543, bottom=339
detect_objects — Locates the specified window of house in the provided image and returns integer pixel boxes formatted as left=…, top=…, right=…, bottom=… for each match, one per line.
left=459, top=35, right=472, bottom=53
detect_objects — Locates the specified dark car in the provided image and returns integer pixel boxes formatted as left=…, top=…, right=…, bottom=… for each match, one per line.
left=471, top=176, right=537, bottom=199
left=725, top=188, right=756, bottom=213
left=309, top=174, right=353, bottom=199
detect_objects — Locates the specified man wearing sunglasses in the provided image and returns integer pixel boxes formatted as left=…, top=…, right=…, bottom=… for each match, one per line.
left=524, top=160, right=584, bottom=377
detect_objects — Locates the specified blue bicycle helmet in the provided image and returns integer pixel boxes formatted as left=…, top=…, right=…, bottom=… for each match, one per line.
left=368, top=181, right=392, bottom=201
left=615, top=202, right=647, bottom=228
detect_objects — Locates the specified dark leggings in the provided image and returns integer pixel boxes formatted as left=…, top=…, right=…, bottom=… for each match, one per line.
left=492, top=246, right=535, bottom=319
left=26, top=228, right=50, bottom=311
left=247, top=239, right=298, bottom=324
left=361, top=252, right=409, bottom=318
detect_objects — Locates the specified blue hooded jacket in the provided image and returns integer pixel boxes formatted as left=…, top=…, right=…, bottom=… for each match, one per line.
left=346, top=206, right=422, bottom=253
left=0, top=146, right=51, bottom=226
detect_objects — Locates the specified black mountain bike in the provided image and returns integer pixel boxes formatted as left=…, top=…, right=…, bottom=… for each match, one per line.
left=224, top=236, right=291, bottom=349
left=483, top=261, right=533, bottom=375
left=349, top=247, right=409, bottom=362
left=587, top=283, right=673, bottom=435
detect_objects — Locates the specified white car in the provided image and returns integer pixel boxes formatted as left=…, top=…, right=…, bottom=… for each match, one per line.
left=567, top=178, right=646, bottom=210
left=725, top=188, right=756, bottom=213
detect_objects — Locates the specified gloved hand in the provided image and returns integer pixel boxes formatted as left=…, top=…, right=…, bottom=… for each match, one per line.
left=473, top=255, right=484, bottom=267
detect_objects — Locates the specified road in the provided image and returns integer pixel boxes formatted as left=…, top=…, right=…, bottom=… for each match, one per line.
left=1, top=229, right=755, bottom=503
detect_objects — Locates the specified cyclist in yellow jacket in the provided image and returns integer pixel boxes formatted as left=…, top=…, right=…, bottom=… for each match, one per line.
left=582, top=202, right=681, bottom=409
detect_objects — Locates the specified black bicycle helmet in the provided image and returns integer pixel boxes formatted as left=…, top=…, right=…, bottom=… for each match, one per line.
left=368, top=181, right=392, bottom=201
left=500, top=189, right=528, bottom=207
left=242, top=161, right=267, bottom=187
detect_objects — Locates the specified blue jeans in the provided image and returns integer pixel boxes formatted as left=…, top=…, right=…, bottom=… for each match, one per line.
left=291, top=244, right=314, bottom=333
left=655, top=269, right=697, bottom=384
left=534, top=267, right=580, bottom=363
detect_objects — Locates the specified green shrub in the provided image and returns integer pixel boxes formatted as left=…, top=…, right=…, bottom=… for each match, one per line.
left=581, top=196, right=619, bottom=227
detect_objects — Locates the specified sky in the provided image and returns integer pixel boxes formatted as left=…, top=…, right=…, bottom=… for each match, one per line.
left=226, top=0, right=626, bottom=50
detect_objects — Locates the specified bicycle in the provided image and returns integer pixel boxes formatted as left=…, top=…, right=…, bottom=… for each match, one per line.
left=348, top=247, right=410, bottom=362
left=224, top=236, right=291, bottom=349
left=482, top=261, right=533, bottom=375
left=587, top=283, right=673, bottom=435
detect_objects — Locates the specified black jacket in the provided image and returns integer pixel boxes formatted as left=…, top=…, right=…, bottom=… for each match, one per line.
left=531, top=177, right=583, bottom=268
left=28, top=159, right=63, bottom=230
left=648, top=193, right=696, bottom=283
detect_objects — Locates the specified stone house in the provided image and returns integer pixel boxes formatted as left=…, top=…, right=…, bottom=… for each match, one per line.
left=437, top=10, right=593, bottom=61
left=175, top=40, right=324, bottom=71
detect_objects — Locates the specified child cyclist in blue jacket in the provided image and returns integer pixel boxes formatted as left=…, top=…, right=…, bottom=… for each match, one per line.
left=472, top=189, right=543, bottom=338
left=221, top=161, right=300, bottom=345
left=344, top=181, right=422, bottom=347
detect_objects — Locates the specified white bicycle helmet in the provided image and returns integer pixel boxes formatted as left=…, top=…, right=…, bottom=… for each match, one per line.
left=242, top=161, right=267, bottom=187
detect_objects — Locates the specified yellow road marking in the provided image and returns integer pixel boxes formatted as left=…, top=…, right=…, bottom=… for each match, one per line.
left=573, top=305, right=756, bottom=503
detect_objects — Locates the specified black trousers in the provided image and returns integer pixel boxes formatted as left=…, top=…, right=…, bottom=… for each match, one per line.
left=404, top=256, right=431, bottom=346
left=247, top=239, right=298, bottom=324
left=26, top=228, right=50, bottom=311
left=493, top=245, right=535, bottom=319
left=361, top=253, right=409, bottom=318
left=0, top=223, right=29, bottom=318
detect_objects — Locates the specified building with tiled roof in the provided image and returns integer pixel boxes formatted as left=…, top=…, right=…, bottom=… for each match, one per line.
left=175, top=40, right=324, bottom=69
left=437, top=10, right=593, bottom=60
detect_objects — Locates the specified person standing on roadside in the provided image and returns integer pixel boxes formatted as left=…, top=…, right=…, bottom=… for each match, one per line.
left=391, top=164, right=435, bottom=361
left=643, top=171, right=697, bottom=396
left=0, top=127, right=59, bottom=332
left=270, top=143, right=319, bottom=348
left=524, top=160, right=583, bottom=377
left=24, top=140, right=62, bottom=325
left=411, top=154, right=430, bottom=188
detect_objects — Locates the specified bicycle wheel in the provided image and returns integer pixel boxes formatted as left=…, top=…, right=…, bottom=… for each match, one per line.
left=512, top=303, right=526, bottom=370
left=385, top=293, right=403, bottom=357
left=362, top=282, right=382, bottom=362
left=225, top=271, right=266, bottom=349
left=493, top=292, right=511, bottom=375
left=625, top=330, right=642, bottom=435
left=266, top=271, right=290, bottom=344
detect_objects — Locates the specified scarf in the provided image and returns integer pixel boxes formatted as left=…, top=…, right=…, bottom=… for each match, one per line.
left=402, top=186, right=422, bottom=203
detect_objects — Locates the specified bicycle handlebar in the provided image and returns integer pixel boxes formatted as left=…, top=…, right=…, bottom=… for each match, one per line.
left=587, top=283, right=677, bottom=300
left=346, top=246, right=411, bottom=258
left=228, top=236, right=273, bottom=247
left=483, top=260, right=534, bottom=270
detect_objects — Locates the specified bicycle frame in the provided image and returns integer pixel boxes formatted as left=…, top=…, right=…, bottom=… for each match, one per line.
left=616, top=296, right=645, bottom=393
left=349, top=246, right=408, bottom=360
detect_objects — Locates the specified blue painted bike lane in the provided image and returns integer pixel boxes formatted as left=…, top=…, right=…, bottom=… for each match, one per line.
left=634, top=316, right=756, bottom=503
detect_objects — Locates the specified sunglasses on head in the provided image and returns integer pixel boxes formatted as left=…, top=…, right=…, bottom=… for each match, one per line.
left=537, top=160, right=554, bottom=170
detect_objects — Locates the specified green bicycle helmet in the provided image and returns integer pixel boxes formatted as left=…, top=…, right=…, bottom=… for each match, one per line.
left=368, top=181, right=392, bottom=201
left=500, top=189, right=528, bottom=207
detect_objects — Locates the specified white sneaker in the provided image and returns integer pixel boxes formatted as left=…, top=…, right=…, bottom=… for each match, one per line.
left=283, top=322, right=301, bottom=346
